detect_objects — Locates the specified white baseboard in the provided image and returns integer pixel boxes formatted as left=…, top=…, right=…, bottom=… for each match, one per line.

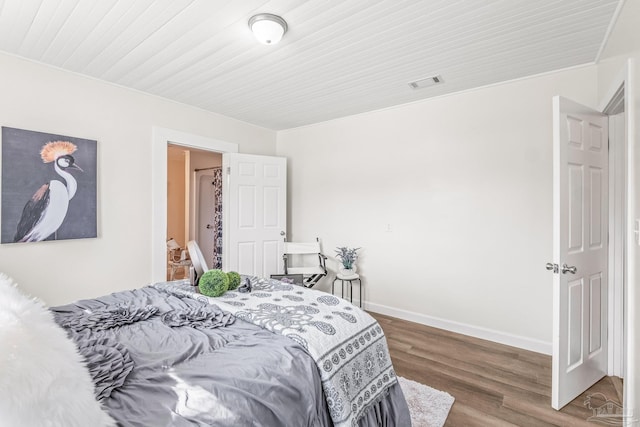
left=365, top=301, right=552, bottom=355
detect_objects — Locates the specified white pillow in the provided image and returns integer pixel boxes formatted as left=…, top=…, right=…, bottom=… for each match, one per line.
left=0, top=274, right=116, bottom=427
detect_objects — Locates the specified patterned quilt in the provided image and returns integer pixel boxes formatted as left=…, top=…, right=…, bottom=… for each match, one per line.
left=154, top=277, right=398, bottom=427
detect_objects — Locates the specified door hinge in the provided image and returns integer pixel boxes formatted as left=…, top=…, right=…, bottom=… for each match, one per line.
left=226, top=166, right=231, bottom=175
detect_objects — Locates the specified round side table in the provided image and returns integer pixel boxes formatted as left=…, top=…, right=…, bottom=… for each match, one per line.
left=332, top=273, right=362, bottom=307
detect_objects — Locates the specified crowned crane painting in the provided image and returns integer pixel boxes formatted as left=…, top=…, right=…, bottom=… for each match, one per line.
left=13, top=141, right=82, bottom=242
left=1, top=127, right=97, bottom=244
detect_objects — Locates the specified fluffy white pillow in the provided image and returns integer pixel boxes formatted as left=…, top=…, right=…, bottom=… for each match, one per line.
left=0, top=274, right=116, bottom=427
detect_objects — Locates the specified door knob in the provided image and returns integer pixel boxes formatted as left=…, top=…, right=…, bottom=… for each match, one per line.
left=545, top=262, right=558, bottom=273
left=561, top=263, right=577, bottom=274
left=206, top=224, right=213, bottom=229
left=280, top=231, right=286, bottom=236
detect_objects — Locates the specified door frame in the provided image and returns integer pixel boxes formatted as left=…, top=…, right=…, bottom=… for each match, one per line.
left=151, top=127, right=237, bottom=283
left=597, top=58, right=635, bottom=418
left=602, top=86, right=625, bottom=379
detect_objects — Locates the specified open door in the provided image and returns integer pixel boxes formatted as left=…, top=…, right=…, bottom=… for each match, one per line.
left=222, top=153, right=286, bottom=277
left=550, top=96, right=608, bottom=409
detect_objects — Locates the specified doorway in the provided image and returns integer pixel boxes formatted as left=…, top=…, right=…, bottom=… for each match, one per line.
left=151, top=127, right=238, bottom=284
left=595, top=65, right=638, bottom=427
left=166, top=144, right=222, bottom=279
left=152, top=127, right=288, bottom=283
left=601, top=82, right=628, bottom=386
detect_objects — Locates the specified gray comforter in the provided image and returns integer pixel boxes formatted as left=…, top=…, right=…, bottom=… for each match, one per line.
left=52, top=286, right=410, bottom=427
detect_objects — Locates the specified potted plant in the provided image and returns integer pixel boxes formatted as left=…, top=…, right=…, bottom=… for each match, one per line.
left=335, top=246, right=360, bottom=275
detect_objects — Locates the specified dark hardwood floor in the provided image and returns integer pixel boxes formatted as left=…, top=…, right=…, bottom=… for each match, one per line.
left=370, top=312, right=623, bottom=427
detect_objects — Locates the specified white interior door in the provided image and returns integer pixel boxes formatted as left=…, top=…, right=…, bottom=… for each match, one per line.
left=551, top=96, right=608, bottom=409
left=222, top=153, right=286, bottom=277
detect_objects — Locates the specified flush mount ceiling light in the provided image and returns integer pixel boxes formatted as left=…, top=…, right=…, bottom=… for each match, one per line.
left=248, top=13, right=288, bottom=45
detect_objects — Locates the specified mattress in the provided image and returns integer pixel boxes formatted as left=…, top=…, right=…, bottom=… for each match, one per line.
left=52, top=281, right=411, bottom=426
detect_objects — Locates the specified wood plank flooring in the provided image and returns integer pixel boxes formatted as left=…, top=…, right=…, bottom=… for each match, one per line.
left=369, top=312, right=623, bottom=427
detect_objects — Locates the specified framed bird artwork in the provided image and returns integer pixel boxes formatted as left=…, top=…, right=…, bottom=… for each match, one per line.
left=1, top=127, right=97, bottom=244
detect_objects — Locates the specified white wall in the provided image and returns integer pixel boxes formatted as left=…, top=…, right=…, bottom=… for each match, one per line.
left=167, top=145, right=187, bottom=248
left=0, top=52, right=276, bottom=306
left=277, top=66, right=599, bottom=348
left=190, top=149, right=223, bottom=170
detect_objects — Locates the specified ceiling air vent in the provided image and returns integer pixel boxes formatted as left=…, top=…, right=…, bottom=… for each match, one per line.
left=408, top=75, right=444, bottom=89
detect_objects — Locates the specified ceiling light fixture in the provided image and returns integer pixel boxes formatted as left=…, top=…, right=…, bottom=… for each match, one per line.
left=248, top=13, right=288, bottom=45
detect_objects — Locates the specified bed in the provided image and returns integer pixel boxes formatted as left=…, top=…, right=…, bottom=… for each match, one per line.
left=48, top=276, right=411, bottom=426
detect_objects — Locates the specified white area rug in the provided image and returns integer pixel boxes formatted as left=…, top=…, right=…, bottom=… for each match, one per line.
left=398, top=376, right=455, bottom=427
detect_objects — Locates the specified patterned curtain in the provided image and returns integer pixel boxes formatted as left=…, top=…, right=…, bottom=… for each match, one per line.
left=212, top=167, right=223, bottom=269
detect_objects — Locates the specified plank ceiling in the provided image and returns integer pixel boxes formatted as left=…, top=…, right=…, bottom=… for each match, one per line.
left=0, top=0, right=622, bottom=130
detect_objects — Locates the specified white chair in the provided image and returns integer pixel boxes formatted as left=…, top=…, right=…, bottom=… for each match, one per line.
left=187, top=240, right=209, bottom=284
left=167, top=238, right=191, bottom=280
left=281, top=239, right=327, bottom=288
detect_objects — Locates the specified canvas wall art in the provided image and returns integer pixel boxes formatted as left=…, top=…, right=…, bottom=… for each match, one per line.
left=1, top=127, right=97, bottom=244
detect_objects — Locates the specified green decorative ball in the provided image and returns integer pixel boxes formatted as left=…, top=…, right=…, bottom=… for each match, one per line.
left=227, top=271, right=241, bottom=290
left=198, top=269, right=229, bottom=297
